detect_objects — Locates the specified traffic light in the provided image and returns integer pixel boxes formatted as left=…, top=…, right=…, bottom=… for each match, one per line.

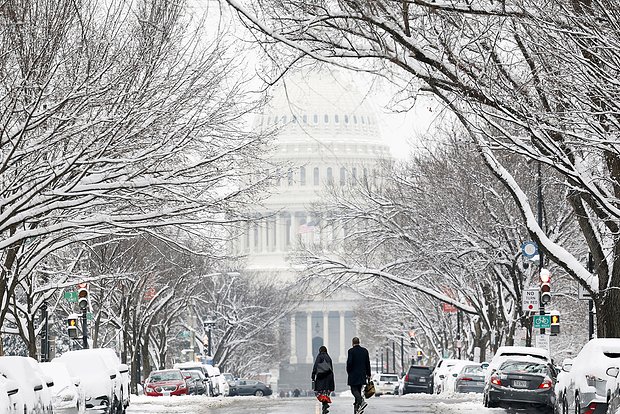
left=416, top=349, right=423, bottom=362
left=550, top=314, right=560, bottom=335
left=77, top=283, right=89, bottom=310
left=540, top=269, right=551, bottom=305
left=67, top=315, right=79, bottom=339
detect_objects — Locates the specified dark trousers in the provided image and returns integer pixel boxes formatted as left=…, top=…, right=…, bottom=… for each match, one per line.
left=350, top=385, right=363, bottom=412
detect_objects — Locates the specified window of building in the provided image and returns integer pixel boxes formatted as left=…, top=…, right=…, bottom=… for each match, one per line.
left=340, top=167, right=346, bottom=186
left=313, top=167, right=320, bottom=186
left=300, top=166, right=306, bottom=186
left=324, top=114, right=329, bottom=123
left=344, top=115, right=349, bottom=124
left=361, top=116, right=365, bottom=124
left=287, top=169, right=294, bottom=186
left=303, top=114, right=308, bottom=123
left=326, top=167, right=333, bottom=184
left=353, top=115, right=357, bottom=124
left=334, top=114, right=339, bottom=123
left=254, top=224, right=260, bottom=251
left=351, top=167, right=357, bottom=185
left=282, top=115, right=287, bottom=124
left=313, top=114, right=318, bottom=124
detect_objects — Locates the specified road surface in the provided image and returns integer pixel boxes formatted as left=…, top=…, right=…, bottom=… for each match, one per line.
left=126, top=393, right=545, bottom=414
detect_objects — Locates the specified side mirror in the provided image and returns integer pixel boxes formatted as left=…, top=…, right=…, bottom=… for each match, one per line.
left=607, top=367, right=620, bottom=378
left=110, top=374, right=117, bottom=380
left=184, top=375, right=192, bottom=380
left=118, top=364, right=129, bottom=374
left=34, top=384, right=43, bottom=391
left=562, top=358, right=573, bottom=373
left=452, top=373, right=458, bottom=377
left=73, top=377, right=81, bottom=387
left=481, top=363, right=489, bottom=370
left=439, top=375, right=445, bottom=380
left=43, top=375, right=54, bottom=388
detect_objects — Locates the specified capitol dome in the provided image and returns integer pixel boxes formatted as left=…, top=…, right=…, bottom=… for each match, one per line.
left=256, top=70, right=390, bottom=154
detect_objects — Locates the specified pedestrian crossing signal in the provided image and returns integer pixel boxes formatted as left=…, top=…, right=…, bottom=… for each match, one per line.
left=550, top=314, right=560, bottom=335
left=67, top=316, right=79, bottom=339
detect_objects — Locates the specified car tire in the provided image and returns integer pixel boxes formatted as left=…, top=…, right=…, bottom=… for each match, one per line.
left=255, top=390, right=264, bottom=397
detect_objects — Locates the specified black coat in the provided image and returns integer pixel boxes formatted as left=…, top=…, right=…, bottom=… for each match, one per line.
left=312, top=352, right=335, bottom=392
left=346, top=345, right=371, bottom=386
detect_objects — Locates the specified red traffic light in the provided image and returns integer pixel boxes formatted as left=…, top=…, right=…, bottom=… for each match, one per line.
left=77, top=286, right=89, bottom=310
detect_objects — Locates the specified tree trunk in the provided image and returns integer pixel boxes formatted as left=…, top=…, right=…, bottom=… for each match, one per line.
left=597, top=291, right=620, bottom=337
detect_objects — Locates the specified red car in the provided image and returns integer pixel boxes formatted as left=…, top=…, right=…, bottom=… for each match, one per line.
left=144, top=369, right=189, bottom=396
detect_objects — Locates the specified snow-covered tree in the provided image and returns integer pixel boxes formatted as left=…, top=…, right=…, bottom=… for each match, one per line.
left=0, top=0, right=271, bottom=353
left=226, top=0, right=620, bottom=337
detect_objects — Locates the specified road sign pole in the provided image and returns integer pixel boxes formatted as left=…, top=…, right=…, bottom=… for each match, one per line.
left=82, top=308, right=88, bottom=349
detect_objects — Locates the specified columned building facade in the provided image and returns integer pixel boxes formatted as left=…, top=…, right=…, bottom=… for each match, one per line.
left=238, top=70, right=390, bottom=391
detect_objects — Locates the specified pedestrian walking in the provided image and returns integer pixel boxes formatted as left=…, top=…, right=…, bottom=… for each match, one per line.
left=346, top=337, right=371, bottom=414
left=312, top=346, right=335, bottom=414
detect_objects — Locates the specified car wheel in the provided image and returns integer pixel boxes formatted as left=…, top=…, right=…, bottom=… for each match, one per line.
left=255, top=390, right=264, bottom=397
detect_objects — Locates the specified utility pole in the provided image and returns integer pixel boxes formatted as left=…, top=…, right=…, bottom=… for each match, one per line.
left=392, top=341, right=396, bottom=374
left=40, top=302, right=49, bottom=362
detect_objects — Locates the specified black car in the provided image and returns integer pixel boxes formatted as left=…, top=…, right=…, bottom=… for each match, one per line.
left=402, top=365, right=434, bottom=394
left=483, top=359, right=557, bottom=412
left=228, top=379, right=273, bottom=397
left=186, top=370, right=208, bottom=395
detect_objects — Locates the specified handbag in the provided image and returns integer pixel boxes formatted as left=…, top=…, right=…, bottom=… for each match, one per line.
left=364, top=380, right=375, bottom=399
left=317, top=360, right=331, bottom=374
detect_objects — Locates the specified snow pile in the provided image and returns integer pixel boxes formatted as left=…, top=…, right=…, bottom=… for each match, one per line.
left=130, top=395, right=265, bottom=412
left=431, top=400, right=503, bottom=413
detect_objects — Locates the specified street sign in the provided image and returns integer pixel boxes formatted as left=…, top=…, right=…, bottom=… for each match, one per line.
left=442, top=303, right=458, bottom=313
left=533, top=315, right=551, bottom=329
left=578, top=284, right=593, bottom=300
left=64, top=291, right=78, bottom=303
left=536, top=333, right=550, bottom=350
left=522, top=288, right=540, bottom=312
left=521, top=241, right=539, bottom=259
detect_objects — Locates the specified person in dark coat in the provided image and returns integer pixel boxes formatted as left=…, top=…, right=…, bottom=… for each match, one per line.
left=312, top=346, right=335, bottom=414
left=346, top=337, right=371, bottom=414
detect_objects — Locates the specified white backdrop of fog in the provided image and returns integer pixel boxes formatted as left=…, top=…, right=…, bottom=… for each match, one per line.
left=188, top=0, right=447, bottom=159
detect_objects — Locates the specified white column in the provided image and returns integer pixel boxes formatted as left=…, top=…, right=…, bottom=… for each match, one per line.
left=290, top=314, right=297, bottom=364
left=306, top=311, right=313, bottom=363
left=323, top=311, right=329, bottom=351
left=339, top=311, right=346, bottom=363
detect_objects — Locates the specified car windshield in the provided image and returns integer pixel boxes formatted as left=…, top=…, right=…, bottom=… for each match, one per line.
left=499, top=361, right=546, bottom=374
left=149, top=371, right=182, bottom=382
left=462, top=365, right=484, bottom=375
left=380, top=375, right=398, bottom=382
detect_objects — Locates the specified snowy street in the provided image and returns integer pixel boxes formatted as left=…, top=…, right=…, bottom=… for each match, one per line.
left=126, top=394, right=545, bottom=414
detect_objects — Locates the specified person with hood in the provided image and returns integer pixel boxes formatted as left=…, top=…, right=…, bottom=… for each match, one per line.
left=312, top=346, right=335, bottom=414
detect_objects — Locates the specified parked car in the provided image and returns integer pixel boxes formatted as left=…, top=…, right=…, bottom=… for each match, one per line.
left=442, top=360, right=477, bottom=394
left=556, top=338, right=620, bottom=414
left=0, top=356, right=54, bottom=414
left=371, top=373, right=399, bottom=396
left=40, top=361, right=86, bottom=414
left=433, top=359, right=461, bottom=393
left=454, top=363, right=486, bottom=393
left=0, top=375, right=19, bottom=414
left=144, top=369, right=189, bottom=397
left=55, top=351, right=117, bottom=413
left=222, top=373, right=235, bottom=389
left=212, top=367, right=229, bottom=396
left=85, top=349, right=129, bottom=413
left=483, top=358, right=557, bottom=412
left=185, top=371, right=207, bottom=396
left=173, top=363, right=212, bottom=396
left=228, top=379, right=272, bottom=397
left=485, top=346, right=551, bottom=381
left=402, top=365, right=433, bottom=394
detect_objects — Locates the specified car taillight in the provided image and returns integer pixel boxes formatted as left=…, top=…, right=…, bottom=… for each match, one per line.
left=490, top=375, right=502, bottom=386
left=585, top=402, right=598, bottom=414
left=538, top=377, right=553, bottom=389
left=459, top=377, right=472, bottom=381
left=404, top=375, right=409, bottom=382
